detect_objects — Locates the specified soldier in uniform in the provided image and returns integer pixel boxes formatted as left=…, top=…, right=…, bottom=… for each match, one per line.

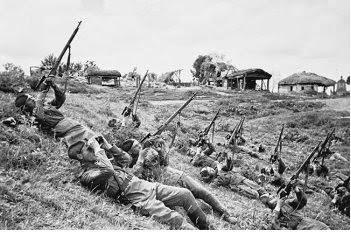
left=15, top=79, right=210, bottom=230
left=69, top=138, right=210, bottom=230
left=259, top=184, right=330, bottom=230
left=200, top=158, right=265, bottom=199
left=14, top=78, right=131, bottom=167
left=123, top=136, right=237, bottom=224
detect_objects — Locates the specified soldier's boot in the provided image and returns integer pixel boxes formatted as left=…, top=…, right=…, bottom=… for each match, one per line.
left=222, top=213, right=237, bottom=225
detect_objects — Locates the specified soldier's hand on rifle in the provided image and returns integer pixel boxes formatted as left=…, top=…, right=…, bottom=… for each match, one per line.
left=44, top=75, right=55, bottom=87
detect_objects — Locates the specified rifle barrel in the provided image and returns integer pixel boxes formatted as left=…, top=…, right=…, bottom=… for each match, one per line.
left=35, top=21, right=82, bottom=90
left=49, top=21, right=82, bottom=76
left=131, top=70, right=149, bottom=105
left=153, top=92, right=197, bottom=136
left=274, top=124, right=285, bottom=153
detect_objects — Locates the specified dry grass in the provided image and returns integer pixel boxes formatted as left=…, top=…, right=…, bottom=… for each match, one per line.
left=0, top=83, right=349, bottom=230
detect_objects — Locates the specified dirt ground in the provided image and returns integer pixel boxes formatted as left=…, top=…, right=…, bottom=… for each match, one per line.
left=0, top=81, right=350, bottom=230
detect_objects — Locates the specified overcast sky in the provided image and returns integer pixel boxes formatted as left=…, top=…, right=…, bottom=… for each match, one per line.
left=0, top=0, right=349, bottom=87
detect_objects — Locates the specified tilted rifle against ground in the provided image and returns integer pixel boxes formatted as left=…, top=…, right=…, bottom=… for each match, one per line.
left=270, top=124, right=285, bottom=164
left=227, top=116, right=245, bottom=146
left=196, top=109, right=221, bottom=146
left=278, top=141, right=321, bottom=198
left=141, top=92, right=197, bottom=143
left=122, top=70, right=149, bottom=117
left=312, top=128, right=335, bottom=165
left=35, top=21, right=82, bottom=90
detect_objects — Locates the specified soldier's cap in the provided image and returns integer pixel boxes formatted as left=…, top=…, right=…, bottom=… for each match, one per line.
left=68, top=140, right=85, bottom=160
left=140, top=147, right=159, bottom=166
left=200, top=167, right=216, bottom=177
left=120, top=139, right=140, bottom=153
left=143, top=136, right=165, bottom=149
left=15, top=93, right=34, bottom=108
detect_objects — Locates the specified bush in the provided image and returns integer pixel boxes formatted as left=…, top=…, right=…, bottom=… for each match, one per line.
left=0, top=72, right=27, bottom=93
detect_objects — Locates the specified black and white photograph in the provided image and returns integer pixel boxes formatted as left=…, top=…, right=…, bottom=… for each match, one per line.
left=0, top=0, right=349, bottom=230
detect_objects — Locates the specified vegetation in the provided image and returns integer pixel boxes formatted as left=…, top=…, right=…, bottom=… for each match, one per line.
left=0, top=72, right=349, bottom=229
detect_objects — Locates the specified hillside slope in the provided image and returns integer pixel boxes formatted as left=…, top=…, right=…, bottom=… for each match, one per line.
left=0, top=83, right=349, bottom=230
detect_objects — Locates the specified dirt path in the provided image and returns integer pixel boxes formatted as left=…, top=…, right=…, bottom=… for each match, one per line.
left=318, top=97, right=350, bottom=112
left=148, top=99, right=211, bottom=106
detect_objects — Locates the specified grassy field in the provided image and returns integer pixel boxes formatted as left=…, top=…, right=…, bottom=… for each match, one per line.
left=0, top=80, right=350, bottom=230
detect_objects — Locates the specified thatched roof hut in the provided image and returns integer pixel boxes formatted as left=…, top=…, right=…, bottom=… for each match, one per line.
left=278, top=71, right=336, bottom=94
left=86, top=70, right=121, bottom=87
left=278, top=71, right=335, bottom=87
left=86, top=70, right=121, bottom=77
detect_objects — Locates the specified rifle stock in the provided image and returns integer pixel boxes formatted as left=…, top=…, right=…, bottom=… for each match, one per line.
left=35, top=21, right=82, bottom=90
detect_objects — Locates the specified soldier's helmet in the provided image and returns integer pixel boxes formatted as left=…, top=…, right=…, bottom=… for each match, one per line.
left=142, top=147, right=160, bottom=169
left=15, top=93, right=36, bottom=115
left=200, top=167, right=216, bottom=183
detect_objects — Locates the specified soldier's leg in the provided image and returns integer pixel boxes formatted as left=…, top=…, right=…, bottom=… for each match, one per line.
left=242, top=178, right=261, bottom=191
left=155, top=183, right=210, bottom=230
left=141, top=196, right=196, bottom=230
left=297, top=217, right=330, bottom=230
left=235, top=184, right=259, bottom=199
left=179, top=174, right=228, bottom=216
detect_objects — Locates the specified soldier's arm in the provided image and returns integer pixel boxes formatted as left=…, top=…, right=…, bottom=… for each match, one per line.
left=34, top=82, right=51, bottom=118
left=203, top=142, right=215, bottom=156
left=48, top=81, right=66, bottom=109
left=131, top=151, right=146, bottom=177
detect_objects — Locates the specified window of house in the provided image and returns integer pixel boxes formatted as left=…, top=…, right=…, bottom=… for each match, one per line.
left=290, top=86, right=293, bottom=91
left=311, top=86, right=314, bottom=90
left=301, top=86, right=305, bottom=90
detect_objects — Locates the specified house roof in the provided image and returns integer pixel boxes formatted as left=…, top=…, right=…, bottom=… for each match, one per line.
left=86, top=70, right=121, bottom=77
left=278, top=71, right=336, bottom=87
left=225, top=69, right=272, bottom=80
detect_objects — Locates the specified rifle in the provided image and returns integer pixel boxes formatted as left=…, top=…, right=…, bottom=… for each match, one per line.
left=270, top=124, right=285, bottom=163
left=63, top=46, right=71, bottom=94
left=35, top=21, right=82, bottom=90
left=227, top=116, right=245, bottom=146
left=141, top=92, right=197, bottom=143
left=122, top=70, right=149, bottom=117
left=196, top=109, right=220, bottom=146
left=312, top=128, right=335, bottom=164
left=278, top=141, right=321, bottom=198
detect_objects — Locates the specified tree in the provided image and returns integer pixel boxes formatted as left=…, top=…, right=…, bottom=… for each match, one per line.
left=191, top=55, right=212, bottom=83
left=83, top=60, right=99, bottom=75
left=41, top=54, right=58, bottom=69
left=3, top=63, right=25, bottom=78
left=191, top=53, right=237, bottom=84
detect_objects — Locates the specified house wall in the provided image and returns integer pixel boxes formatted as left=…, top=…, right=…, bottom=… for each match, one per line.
left=279, top=84, right=328, bottom=93
left=88, top=76, right=102, bottom=85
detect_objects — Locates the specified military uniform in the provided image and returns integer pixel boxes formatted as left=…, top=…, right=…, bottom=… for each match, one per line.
left=133, top=148, right=229, bottom=217
left=73, top=142, right=208, bottom=230
left=210, top=169, right=261, bottom=199
left=260, top=188, right=330, bottom=230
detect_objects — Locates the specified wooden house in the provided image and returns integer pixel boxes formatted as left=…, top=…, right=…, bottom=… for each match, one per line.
left=86, top=70, right=121, bottom=87
left=220, top=69, right=272, bottom=91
